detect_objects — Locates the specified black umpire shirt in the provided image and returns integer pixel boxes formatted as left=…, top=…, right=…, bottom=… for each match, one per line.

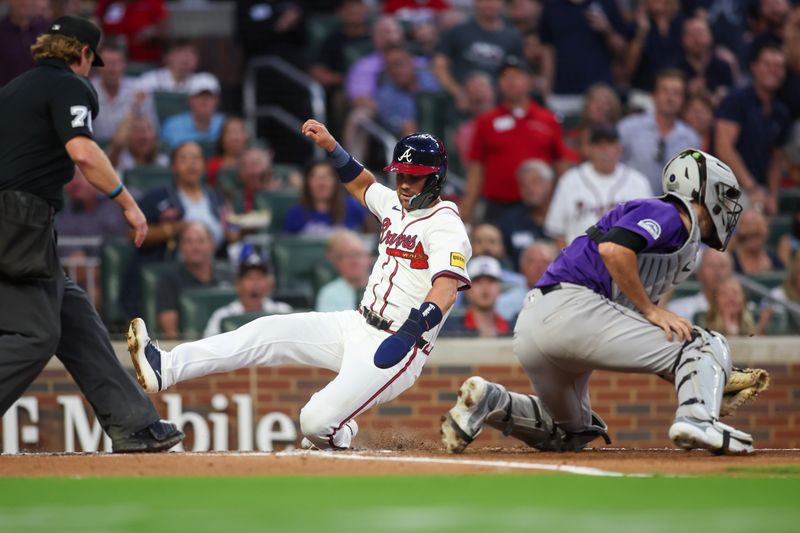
left=0, top=58, right=99, bottom=212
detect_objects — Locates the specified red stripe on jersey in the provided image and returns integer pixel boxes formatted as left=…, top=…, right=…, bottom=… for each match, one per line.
left=379, top=258, right=400, bottom=316
left=327, top=346, right=420, bottom=448
left=432, top=270, right=472, bottom=291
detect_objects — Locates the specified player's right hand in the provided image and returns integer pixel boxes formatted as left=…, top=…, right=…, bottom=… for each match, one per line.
left=644, top=306, right=693, bottom=343
left=302, top=119, right=337, bottom=152
left=123, top=205, right=149, bottom=248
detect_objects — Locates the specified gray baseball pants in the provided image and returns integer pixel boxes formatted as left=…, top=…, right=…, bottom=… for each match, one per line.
left=513, top=283, right=684, bottom=433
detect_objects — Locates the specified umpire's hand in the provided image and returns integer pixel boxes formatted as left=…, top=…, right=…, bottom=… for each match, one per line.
left=123, top=204, right=149, bottom=248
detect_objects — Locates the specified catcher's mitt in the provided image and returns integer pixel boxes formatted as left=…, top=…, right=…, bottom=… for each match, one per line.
left=720, top=367, right=770, bottom=417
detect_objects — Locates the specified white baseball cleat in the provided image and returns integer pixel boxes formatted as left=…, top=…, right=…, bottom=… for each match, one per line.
left=669, top=417, right=753, bottom=454
left=441, top=376, right=500, bottom=454
left=127, top=318, right=165, bottom=393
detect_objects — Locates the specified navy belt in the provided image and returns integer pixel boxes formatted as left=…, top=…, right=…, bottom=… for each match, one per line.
left=359, top=306, right=428, bottom=349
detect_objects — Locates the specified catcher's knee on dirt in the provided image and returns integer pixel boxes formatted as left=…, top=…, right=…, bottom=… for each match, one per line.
left=673, top=327, right=732, bottom=422
left=484, top=392, right=611, bottom=452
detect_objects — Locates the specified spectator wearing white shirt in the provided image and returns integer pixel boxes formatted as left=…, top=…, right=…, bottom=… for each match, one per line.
left=545, top=124, right=653, bottom=249
left=136, top=39, right=202, bottom=94
left=667, top=249, right=734, bottom=322
left=204, top=251, right=292, bottom=337
left=91, top=42, right=155, bottom=144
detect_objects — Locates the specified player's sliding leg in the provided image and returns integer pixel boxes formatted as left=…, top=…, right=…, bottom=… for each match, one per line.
left=669, top=328, right=753, bottom=454
left=128, top=312, right=347, bottom=393
left=297, top=315, right=427, bottom=450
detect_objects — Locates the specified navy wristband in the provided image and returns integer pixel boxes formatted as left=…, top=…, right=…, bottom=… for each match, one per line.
left=109, top=183, right=124, bottom=199
left=328, top=143, right=364, bottom=183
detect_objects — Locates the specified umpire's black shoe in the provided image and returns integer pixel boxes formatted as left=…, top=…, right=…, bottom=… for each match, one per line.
left=112, top=420, right=184, bottom=453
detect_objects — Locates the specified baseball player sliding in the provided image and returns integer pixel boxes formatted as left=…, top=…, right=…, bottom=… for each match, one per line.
left=128, top=120, right=472, bottom=450
left=443, top=149, right=759, bottom=455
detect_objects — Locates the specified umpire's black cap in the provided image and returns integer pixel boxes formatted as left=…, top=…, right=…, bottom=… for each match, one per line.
left=47, top=16, right=104, bottom=67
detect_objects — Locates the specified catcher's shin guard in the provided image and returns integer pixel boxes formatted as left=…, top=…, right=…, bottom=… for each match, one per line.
left=673, top=328, right=732, bottom=422
left=483, top=392, right=611, bottom=452
left=670, top=328, right=753, bottom=454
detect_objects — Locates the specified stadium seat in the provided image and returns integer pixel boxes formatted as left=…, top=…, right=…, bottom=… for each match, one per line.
left=219, top=311, right=271, bottom=333
left=140, top=262, right=179, bottom=335
left=101, top=237, right=136, bottom=325
left=768, top=216, right=791, bottom=248
left=669, top=280, right=702, bottom=300
left=179, top=287, right=239, bottom=338
left=126, top=61, right=158, bottom=77
left=217, top=168, right=240, bottom=194
left=273, top=287, right=315, bottom=309
left=778, top=187, right=800, bottom=214
left=415, top=92, right=451, bottom=143
left=153, top=91, right=190, bottom=124
left=750, top=271, right=786, bottom=289
left=254, top=189, right=300, bottom=233
left=124, top=166, right=175, bottom=194
left=197, top=140, right=218, bottom=160
left=273, top=163, right=302, bottom=183
left=271, top=236, right=331, bottom=294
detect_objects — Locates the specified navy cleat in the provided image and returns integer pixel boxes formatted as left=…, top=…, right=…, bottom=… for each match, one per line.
left=127, top=318, right=165, bottom=393
left=112, top=420, right=184, bottom=453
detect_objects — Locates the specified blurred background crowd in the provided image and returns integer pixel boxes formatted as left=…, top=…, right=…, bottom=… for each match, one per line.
left=1, top=0, right=799, bottom=340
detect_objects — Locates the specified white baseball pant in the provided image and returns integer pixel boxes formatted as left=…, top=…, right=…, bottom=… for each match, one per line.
left=158, top=310, right=427, bottom=449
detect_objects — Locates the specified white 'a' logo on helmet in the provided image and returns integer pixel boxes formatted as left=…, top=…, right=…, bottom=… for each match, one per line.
left=398, top=148, right=414, bottom=163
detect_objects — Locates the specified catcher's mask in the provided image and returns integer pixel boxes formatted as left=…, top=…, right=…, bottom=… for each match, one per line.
left=662, top=149, right=743, bottom=251
left=384, top=133, right=447, bottom=210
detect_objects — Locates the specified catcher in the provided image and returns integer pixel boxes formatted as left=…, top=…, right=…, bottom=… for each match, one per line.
left=442, top=149, right=769, bottom=455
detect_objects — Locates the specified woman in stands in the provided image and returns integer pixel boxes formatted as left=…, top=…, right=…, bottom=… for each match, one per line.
left=282, top=160, right=368, bottom=236
left=206, top=116, right=249, bottom=187
left=700, top=276, right=757, bottom=337
left=138, top=141, right=236, bottom=260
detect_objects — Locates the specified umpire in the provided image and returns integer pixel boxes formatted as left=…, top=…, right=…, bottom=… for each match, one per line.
left=0, top=16, right=183, bottom=452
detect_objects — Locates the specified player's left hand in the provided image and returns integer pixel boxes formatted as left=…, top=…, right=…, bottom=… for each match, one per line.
left=644, top=306, right=693, bottom=342
left=374, top=328, right=418, bottom=369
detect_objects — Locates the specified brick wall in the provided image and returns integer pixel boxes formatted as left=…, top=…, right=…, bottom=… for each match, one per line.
left=2, top=363, right=798, bottom=452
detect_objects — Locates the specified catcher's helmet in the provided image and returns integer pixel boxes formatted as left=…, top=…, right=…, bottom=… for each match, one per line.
left=662, top=149, right=743, bottom=251
left=384, top=133, right=447, bottom=210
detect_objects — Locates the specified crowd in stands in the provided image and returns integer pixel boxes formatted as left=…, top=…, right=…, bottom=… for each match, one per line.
left=2, top=0, right=800, bottom=339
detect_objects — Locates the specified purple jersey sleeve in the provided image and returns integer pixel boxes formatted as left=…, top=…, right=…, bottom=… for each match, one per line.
left=608, top=200, right=689, bottom=252
left=536, top=198, right=690, bottom=298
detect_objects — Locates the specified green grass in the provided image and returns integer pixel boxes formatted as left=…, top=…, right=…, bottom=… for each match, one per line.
left=0, top=475, right=798, bottom=533
left=726, top=465, right=800, bottom=476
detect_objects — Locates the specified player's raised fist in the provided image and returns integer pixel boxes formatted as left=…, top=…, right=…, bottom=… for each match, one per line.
left=302, top=119, right=336, bottom=152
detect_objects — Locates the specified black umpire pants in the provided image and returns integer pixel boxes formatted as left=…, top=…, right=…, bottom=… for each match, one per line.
left=0, top=261, right=159, bottom=440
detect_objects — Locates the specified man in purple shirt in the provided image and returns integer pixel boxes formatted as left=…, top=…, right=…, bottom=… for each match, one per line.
left=0, top=0, right=50, bottom=86
left=443, top=149, right=758, bottom=455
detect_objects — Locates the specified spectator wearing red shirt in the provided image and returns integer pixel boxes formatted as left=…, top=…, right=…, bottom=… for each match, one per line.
left=94, top=0, right=169, bottom=64
left=461, top=56, right=575, bottom=224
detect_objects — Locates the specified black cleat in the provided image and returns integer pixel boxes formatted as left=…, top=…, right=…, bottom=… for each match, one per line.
left=112, top=420, right=184, bottom=453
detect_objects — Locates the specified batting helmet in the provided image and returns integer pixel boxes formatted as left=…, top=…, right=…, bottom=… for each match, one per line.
left=383, top=133, right=447, bottom=210
left=662, top=149, right=743, bottom=251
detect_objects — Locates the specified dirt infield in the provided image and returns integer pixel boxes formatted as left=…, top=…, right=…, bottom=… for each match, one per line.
left=2, top=448, right=799, bottom=477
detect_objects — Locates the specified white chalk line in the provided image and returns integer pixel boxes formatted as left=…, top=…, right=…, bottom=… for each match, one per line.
left=273, top=449, right=637, bottom=477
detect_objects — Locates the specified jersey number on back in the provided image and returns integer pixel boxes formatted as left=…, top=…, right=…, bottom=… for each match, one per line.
left=70, top=105, right=92, bottom=132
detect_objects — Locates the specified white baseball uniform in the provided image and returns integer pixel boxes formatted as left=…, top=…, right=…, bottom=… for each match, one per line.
left=545, top=162, right=653, bottom=245
left=155, top=182, right=472, bottom=449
